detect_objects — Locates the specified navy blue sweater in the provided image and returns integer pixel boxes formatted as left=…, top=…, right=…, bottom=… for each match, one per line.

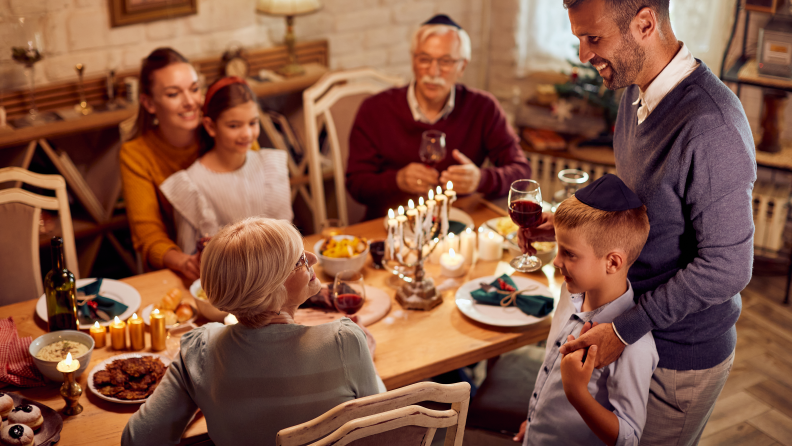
left=613, top=61, right=757, bottom=371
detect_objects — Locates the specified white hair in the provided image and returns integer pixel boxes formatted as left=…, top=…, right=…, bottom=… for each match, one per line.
left=410, top=24, right=472, bottom=62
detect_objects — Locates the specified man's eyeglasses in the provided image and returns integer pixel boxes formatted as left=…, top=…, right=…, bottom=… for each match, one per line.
left=414, top=54, right=461, bottom=71
left=293, top=252, right=308, bottom=272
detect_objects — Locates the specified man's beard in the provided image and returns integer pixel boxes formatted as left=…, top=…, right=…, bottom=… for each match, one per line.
left=592, top=33, right=645, bottom=90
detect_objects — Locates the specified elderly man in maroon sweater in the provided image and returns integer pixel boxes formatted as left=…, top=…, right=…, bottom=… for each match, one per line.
left=346, top=14, right=532, bottom=219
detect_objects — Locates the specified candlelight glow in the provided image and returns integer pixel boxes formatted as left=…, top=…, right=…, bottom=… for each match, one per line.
left=388, top=208, right=394, bottom=219
left=64, top=352, right=73, bottom=366
left=131, top=313, right=138, bottom=320
left=448, top=232, right=455, bottom=241
left=398, top=206, right=404, bottom=216
left=94, top=321, right=100, bottom=329
left=114, top=316, right=121, bottom=323
left=419, top=196, right=424, bottom=206
left=478, top=226, right=485, bottom=233
left=408, top=199, right=414, bottom=209
left=436, top=186, right=442, bottom=194
left=153, top=309, right=159, bottom=315
left=488, top=232, right=495, bottom=240
left=466, top=227, right=472, bottom=234
left=428, top=189, right=434, bottom=200
left=447, top=181, right=453, bottom=190
left=449, top=248, right=456, bottom=258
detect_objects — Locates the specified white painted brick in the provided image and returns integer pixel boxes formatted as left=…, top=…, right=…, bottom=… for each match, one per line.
left=68, top=9, right=108, bottom=51
left=332, top=49, right=388, bottom=70
left=328, top=32, right=365, bottom=56
left=108, top=23, right=144, bottom=47
left=364, top=25, right=410, bottom=50
left=491, top=0, right=518, bottom=14
left=0, top=63, right=28, bottom=91
left=323, top=0, right=379, bottom=13
left=490, top=11, right=516, bottom=32
left=121, top=45, right=153, bottom=71
left=146, top=20, right=183, bottom=41
left=74, top=0, right=102, bottom=8
left=9, top=0, right=48, bottom=15
left=188, top=0, right=256, bottom=34
left=434, top=1, right=468, bottom=20
left=295, top=13, right=335, bottom=40
left=391, top=1, right=436, bottom=25
left=41, top=12, right=69, bottom=57
left=43, top=50, right=108, bottom=82
left=335, top=8, right=391, bottom=32
left=48, top=0, right=72, bottom=11
left=387, top=42, right=412, bottom=65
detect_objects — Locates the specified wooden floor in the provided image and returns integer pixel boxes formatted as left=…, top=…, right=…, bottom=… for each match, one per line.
left=700, top=274, right=792, bottom=446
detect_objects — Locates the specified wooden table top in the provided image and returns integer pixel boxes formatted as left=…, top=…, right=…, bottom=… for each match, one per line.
left=0, top=197, right=561, bottom=445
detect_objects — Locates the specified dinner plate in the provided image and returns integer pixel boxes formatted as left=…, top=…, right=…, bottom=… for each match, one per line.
left=295, top=284, right=392, bottom=327
left=87, top=353, right=172, bottom=404
left=36, top=278, right=141, bottom=329
left=3, top=392, right=63, bottom=446
left=140, top=303, right=198, bottom=329
left=382, top=207, right=474, bottom=232
left=455, top=275, right=555, bottom=327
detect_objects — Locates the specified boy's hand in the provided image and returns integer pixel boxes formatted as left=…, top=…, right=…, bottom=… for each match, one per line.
left=513, top=420, right=527, bottom=442
left=559, top=323, right=624, bottom=368
left=561, top=341, right=598, bottom=400
left=517, top=212, right=556, bottom=255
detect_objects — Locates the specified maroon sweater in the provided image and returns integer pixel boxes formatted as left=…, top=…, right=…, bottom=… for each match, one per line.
left=346, top=84, right=531, bottom=219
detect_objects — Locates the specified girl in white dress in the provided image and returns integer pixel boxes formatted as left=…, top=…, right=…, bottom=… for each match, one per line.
left=160, top=77, right=292, bottom=254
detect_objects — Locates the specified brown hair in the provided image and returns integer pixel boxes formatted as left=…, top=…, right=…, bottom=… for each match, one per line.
left=198, top=78, right=257, bottom=154
left=554, top=195, right=649, bottom=266
left=128, top=48, right=190, bottom=140
left=200, top=217, right=303, bottom=328
left=563, top=0, right=670, bottom=34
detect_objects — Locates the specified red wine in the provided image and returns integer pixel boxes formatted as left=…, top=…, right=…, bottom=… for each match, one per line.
left=509, top=200, right=543, bottom=228
left=335, top=293, right=364, bottom=315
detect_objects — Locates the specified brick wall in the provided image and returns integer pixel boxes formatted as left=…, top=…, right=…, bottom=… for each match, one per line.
left=0, top=0, right=485, bottom=92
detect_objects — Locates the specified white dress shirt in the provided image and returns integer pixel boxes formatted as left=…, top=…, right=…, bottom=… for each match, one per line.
left=633, top=42, right=699, bottom=125
left=407, top=80, right=455, bottom=124
left=523, top=282, right=659, bottom=446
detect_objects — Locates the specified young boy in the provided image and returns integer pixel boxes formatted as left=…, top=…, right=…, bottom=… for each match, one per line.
left=514, top=174, right=658, bottom=446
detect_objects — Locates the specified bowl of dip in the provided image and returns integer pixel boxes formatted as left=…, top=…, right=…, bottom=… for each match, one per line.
left=29, top=330, right=94, bottom=381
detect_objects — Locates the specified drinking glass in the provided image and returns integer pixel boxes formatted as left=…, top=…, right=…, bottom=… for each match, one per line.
left=333, top=270, right=366, bottom=316
left=10, top=15, right=45, bottom=125
left=508, top=179, right=543, bottom=272
left=552, top=169, right=589, bottom=208
left=419, top=130, right=446, bottom=169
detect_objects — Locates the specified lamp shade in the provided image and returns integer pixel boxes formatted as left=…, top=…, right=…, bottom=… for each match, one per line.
left=256, top=0, right=320, bottom=15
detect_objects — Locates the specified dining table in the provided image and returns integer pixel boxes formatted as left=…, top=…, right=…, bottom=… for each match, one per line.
left=0, top=196, right=562, bottom=445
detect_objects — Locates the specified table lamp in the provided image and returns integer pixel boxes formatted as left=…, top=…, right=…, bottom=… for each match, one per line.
left=256, top=0, right=321, bottom=77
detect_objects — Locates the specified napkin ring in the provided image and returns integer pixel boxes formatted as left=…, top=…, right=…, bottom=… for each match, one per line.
left=499, top=287, right=538, bottom=307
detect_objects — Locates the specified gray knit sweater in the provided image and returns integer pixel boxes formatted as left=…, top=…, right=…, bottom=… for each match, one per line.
left=613, top=61, right=757, bottom=371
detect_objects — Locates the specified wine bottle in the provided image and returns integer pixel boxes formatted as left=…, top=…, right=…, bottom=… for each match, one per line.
left=44, top=237, right=78, bottom=332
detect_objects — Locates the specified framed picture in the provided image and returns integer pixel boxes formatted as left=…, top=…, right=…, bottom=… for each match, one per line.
left=745, top=0, right=778, bottom=14
left=109, top=0, right=198, bottom=27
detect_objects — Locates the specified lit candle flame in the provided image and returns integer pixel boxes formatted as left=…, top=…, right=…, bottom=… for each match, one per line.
left=408, top=199, right=414, bottom=209
left=114, top=315, right=121, bottom=323
left=478, top=226, right=485, bottom=233
left=152, top=309, right=159, bottom=315
left=448, top=232, right=455, bottom=240
left=488, top=232, right=495, bottom=240
left=131, top=313, right=138, bottom=320
left=449, top=248, right=456, bottom=258
left=419, top=197, right=424, bottom=206
left=64, top=352, right=72, bottom=366
left=466, top=227, right=472, bottom=234
left=388, top=208, right=394, bottom=219
left=447, top=181, right=453, bottom=190
left=428, top=189, right=434, bottom=200
left=398, top=206, right=404, bottom=216
left=436, top=186, right=442, bottom=194
left=94, top=321, right=100, bottom=329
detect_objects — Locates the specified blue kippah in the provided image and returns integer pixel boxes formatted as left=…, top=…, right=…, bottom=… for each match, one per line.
left=574, top=173, right=643, bottom=212
left=423, top=14, right=461, bottom=29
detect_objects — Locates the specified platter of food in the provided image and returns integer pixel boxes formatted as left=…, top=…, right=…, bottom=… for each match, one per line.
left=87, top=353, right=170, bottom=404
left=140, top=288, right=196, bottom=328
left=0, top=392, right=62, bottom=446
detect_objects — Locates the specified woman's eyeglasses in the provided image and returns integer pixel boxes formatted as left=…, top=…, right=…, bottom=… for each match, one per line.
left=293, top=252, right=308, bottom=272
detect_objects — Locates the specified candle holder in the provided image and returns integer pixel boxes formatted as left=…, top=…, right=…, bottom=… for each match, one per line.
left=60, top=369, right=83, bottom=415
left=73, top=63, right=93, bottom=116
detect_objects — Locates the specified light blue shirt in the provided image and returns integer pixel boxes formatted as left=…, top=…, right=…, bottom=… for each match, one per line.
left=523, top=281, right=658, bottom=446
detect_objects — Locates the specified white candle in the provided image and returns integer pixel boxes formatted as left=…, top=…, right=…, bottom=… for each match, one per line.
left=446, top=232, right=459, bottom=252
left=424, top=190, right=436, bottom=233
left=440, top=249, right=466, bottom=277
left=435, top=186, right=448, bottom=237
left=478, top=229, right=504, bottom=261
left=387, top=208, right=396, bottom=259
left=459, top=227, right=475, bottom=264
left=445, top=181, right=457, bottom=203
left=396, top=206, right=407, bottom=261
left=429, top=237, right=444, bottom=264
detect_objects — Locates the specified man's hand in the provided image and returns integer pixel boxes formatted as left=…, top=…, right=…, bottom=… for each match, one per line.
left=559, top=323, right=625, bottom=369
left=164, top=250, right=200, bottom=282
left=396, top=163, right=439, bottom=194
left=561, top=342, right=597, bottom=401
left=439, top=150, right=481, bottom=194
left=513, top=420, right=527, bottom=442
left=517, top=212, right=556, bottom=255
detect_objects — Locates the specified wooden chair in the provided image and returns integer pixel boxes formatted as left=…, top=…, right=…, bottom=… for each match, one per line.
left=0, top=167, right=78, bottom=305
left=302, top=68, right=403, bottom=230
left=276, top=381, right=471, bottom=446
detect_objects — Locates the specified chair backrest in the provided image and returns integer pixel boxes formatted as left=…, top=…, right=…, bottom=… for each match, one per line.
left=276, top=381, right=471, bottom=446
left=303, top=68, right=403, bottom=230
left=0, top=167, right=78, bottom=304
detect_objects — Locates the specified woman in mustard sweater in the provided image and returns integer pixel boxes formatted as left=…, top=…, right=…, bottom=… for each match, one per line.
left=120, top=48, right=203, bottom=280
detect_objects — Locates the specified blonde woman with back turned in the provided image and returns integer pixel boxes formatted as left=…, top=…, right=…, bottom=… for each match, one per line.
left=121, top=218, right=381, bottom=445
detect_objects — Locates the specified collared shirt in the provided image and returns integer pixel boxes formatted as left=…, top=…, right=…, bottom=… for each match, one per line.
left=633, top=42, right=699, bottom=125
left=523, top=282, right=658, bottom=446
left=406, top=80, right=456, bottom=124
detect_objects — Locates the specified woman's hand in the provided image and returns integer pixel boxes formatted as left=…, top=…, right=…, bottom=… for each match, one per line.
left=164, top=250, right=200, bottom=282
left=350, top=315, right=376, bottom=358
left=517, top=212, right=556, bottom=255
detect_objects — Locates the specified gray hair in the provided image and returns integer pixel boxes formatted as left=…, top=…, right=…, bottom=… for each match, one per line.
left=410, top=24, right=472, bottom=62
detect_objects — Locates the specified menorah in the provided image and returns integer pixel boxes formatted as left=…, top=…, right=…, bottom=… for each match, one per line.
left=385, top=184, right=457, bottom=310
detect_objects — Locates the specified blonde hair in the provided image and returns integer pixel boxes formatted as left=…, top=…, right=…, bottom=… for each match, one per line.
left=554, top=196, right=650, bottom=266
left=200, top=217, right=303, bottom=327
left=411, top=24, right=472, bottom=62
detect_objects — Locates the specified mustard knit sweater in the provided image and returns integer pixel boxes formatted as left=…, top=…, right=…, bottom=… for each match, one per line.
left=120, top=131, right=199, bottom=270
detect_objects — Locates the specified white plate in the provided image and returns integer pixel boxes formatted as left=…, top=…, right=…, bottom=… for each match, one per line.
left=455, top=275, right=556, bottom=327
left=36, top=278, right=142, bottom=329
left=140, top=303, right=197, bottom=329
left=382, top=207, right=474, bottom=232
left=87, top=353, right=171, bottom=404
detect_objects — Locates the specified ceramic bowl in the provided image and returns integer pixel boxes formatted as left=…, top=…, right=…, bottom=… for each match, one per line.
left=29, top=330, right=94, bottom=382
left=314, top=235, right=370, bottom=278
left=189, top=279, right=230, bottom=323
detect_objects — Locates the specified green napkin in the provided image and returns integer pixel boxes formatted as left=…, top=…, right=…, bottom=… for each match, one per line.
left=77, top=279, right=129, bottom=324
left=471, top=274, right=554, bottom=317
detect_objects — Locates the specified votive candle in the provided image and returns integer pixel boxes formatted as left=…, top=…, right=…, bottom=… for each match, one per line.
left=89, top=321, right=106, bottom=348
left=478, top=229, right=504, bottom=261
left=150, top=309, right=166, bottom=351
left=110, top=316, right=126, bottom=350
left=440, top=249, right=466, bottom=277
left=56, top=352, right=80, bottom=373
left=459, top=227, right=476, bottom=264
left=128, top=313, right=145, bottom=351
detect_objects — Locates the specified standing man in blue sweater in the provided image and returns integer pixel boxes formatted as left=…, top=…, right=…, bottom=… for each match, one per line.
left=518, top=0, right=756, bottom=444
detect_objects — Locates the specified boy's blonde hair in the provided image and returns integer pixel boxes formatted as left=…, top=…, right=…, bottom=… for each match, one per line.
left=200, top=217, right=303, bottom=327
left=554, top=196, right=650, bottom=266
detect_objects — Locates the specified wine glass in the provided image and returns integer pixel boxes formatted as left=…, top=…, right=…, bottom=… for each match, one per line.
left=419, top=130, right=446, bottom=168
left=508, top=179, right=543, bottom=272
left=333, top=270, right=366, bottom=316
left=10, top=14, right=45, bottom=126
